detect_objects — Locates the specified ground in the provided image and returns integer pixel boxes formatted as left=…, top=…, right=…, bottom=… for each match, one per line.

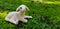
left=0, top=0, right=60, bottom=29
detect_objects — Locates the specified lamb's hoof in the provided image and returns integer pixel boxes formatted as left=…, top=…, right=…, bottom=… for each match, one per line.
left=29, top=16, right=33, bottom=18
left=26, top=16, right=33, bottom=18
left=24, top=20, right=28, bottom=23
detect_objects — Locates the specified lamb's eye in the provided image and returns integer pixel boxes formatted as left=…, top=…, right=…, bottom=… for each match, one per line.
left=20, top=7, right=22, bottom=9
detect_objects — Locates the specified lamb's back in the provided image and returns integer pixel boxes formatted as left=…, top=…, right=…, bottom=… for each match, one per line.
left=7, top=11, right=19, bottom=18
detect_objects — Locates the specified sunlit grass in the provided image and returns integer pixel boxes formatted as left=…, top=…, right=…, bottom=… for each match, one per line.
left=0, top=11, right=8, bottom=19
left=32, top=0, right=60, bottom=4
left=44, top=1, right=60, bottom=4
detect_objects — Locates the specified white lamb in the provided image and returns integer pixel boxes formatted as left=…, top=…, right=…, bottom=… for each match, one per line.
left=5, top=5, right=32, bottom=25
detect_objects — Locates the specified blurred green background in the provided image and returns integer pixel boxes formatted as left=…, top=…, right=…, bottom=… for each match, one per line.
left=0, top=0, right=60, bottom=29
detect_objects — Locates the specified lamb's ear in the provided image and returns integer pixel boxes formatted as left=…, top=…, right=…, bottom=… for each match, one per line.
left=26, top=6, right=29, bottom=11
left=16, top=6, right=20, bottom=12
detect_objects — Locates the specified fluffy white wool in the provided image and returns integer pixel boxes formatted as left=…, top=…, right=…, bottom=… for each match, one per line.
left=5, top=5, right=32, bottom=24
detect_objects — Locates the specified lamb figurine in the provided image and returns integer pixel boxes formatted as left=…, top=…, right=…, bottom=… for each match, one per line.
left=5, top=5, right=32, bottom=25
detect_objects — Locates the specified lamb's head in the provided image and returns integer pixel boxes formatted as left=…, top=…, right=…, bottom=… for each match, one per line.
left=16, top=5, right=29, bottom=12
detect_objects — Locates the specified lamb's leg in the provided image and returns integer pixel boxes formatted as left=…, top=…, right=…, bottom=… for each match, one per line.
left=9, top=16, right=19, bottom=24
left=9, top=19, right=18, bottom=24
left=5, top=13, right=13, bottom=21
left=19, top=19, right=28, bottom=23
left=24, top=16, right=32, bottom=18
left=5, top=16, right=11, bottom=21
left=5, top=17, right=18, bottom=24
